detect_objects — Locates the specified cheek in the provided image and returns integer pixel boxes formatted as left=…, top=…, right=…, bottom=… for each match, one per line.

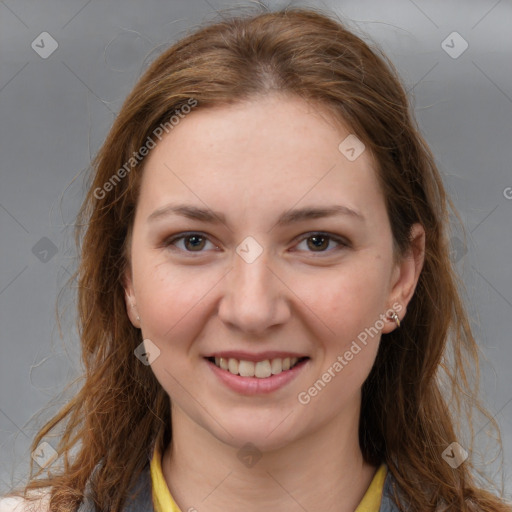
left=303, top=255, right=390, bottom=345
left=134, top=260, right=210, bottom=343
left=135, top=266, right=212, bottom=394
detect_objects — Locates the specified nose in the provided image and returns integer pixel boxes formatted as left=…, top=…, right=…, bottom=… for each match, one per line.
left=217, top=246, right=291, bottom=335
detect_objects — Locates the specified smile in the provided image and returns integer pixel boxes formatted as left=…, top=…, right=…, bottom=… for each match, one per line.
left=205, top=355, right=310, bottom=395
left=206, top=356, right=308, bottom=378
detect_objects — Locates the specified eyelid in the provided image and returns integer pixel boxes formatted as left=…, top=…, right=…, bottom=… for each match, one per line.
left=163, top=231, right=350, bottom=255
left=292, top=231, right=349, bottom=250
left=162, top=231, right=220, bottom=254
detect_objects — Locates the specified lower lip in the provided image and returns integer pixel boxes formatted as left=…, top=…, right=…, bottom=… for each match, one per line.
left=206, top=358, right=309, bottom=395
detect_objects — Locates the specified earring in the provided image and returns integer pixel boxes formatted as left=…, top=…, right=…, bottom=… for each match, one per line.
left=388, top=311, right=400, bottom=328
left=131, top=303, right=141, bottom=322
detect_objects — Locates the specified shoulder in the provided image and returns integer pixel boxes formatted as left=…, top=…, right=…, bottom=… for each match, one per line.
left=0, top=489, right=51, bottom=512
left=0, top=497, right=31, bottom=512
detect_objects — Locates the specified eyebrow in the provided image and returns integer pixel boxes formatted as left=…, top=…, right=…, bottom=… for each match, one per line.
left=147, top=203, right=365, bottom=227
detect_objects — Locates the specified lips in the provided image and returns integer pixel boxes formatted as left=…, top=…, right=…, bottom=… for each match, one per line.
left=204, top=351, right=309, bottom=379
left=205, top=354, right=310, bottom=394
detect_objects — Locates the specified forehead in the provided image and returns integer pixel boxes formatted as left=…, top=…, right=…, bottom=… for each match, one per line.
left=137, top=95, right=383, bottom=222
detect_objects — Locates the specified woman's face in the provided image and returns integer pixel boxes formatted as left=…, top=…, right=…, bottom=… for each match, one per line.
left=124, top=94, right=423, bottom=450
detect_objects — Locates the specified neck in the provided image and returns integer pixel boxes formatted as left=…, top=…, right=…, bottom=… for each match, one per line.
left=161, top=400, right=379, bottom=512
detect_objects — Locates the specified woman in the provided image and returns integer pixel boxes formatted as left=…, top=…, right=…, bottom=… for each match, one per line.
left=1, top=6, right=510, bottom=512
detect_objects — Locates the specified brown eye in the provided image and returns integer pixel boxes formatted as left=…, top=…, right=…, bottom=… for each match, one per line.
left=164, top=232, right=216, bottom=253
left=295, top=232, right=349, bottom=254
left=183, top=234, right=206, bottom=251
left=307, top=234, right=330, bottom=251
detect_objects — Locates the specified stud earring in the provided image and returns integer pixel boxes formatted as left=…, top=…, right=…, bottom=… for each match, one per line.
left=131, top=303, right=141, bottom=322
left=388, top=310, right=400, bottom=328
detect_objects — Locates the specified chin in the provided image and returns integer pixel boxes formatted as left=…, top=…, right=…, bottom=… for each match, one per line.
left=206, top=413, right=303, bottom=453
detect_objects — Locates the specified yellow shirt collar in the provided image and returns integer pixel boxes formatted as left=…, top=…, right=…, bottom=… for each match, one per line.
left=150, top=440, right=387, bottom=512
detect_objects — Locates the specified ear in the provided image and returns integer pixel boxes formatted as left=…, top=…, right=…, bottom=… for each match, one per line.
left=381, top=223, right=425, bottom=334
left=123, top=264, right=141, bottom=329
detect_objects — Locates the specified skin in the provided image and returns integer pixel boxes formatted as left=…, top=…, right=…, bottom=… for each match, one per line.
left=123, top=94, right=425, bottom=512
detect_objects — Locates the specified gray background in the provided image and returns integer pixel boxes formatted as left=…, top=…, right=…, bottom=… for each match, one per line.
left=1, top=0, right=511, bottom=499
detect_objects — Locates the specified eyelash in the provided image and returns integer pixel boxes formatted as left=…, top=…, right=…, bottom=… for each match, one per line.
left=162, top=231, right=350, bottom=256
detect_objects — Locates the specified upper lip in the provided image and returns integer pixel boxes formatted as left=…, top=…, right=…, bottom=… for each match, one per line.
left=204, top=351, right=309, bottom=362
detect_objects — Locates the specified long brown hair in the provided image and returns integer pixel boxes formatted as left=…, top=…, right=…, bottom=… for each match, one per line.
left=5, top=5, right=510, bottom=511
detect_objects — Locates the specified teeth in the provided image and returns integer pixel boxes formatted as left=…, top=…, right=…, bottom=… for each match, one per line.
left=228, top=358, right=239, bottom=375
left=271, top=358, right=282, bottom=374
left=255, top=360, right=272, bottom=378
left=213, top=356, right=302, bottom=377
left=238, top=360, right=255, bottom=377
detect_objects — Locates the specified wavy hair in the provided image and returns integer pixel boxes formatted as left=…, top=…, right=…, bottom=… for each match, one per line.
left=5, top=5, right=510, bottom=511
